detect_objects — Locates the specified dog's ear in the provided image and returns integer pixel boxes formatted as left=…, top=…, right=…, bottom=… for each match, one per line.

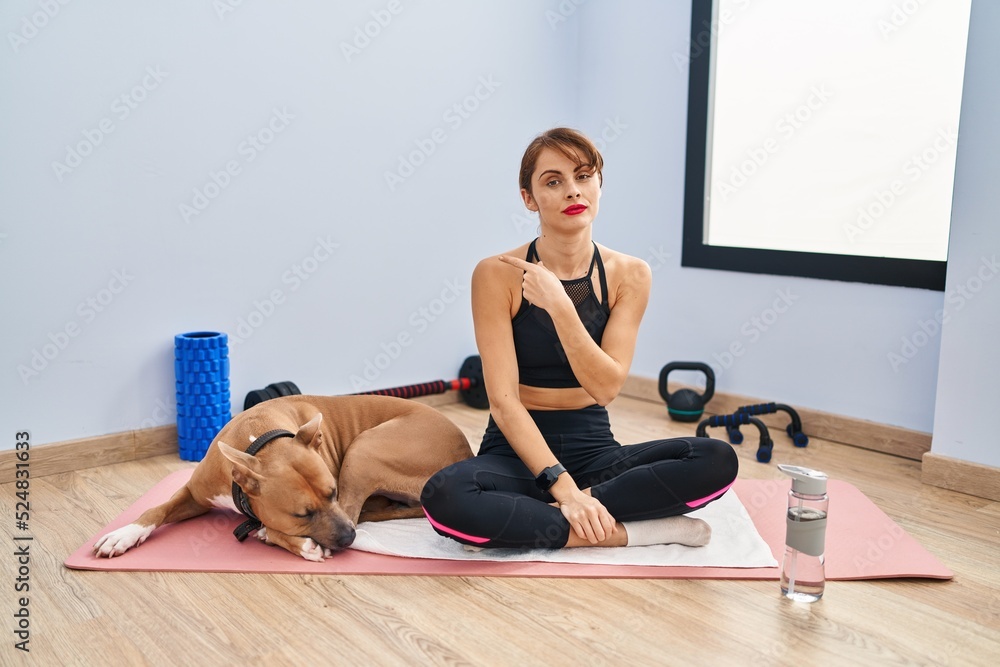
left=295, top=413, right=324, bottom=451
left=230, top=466, right=263, bottom=497
left=218, top=441, right=261, bottom=471
left=218, top=442, right=265, bottom=497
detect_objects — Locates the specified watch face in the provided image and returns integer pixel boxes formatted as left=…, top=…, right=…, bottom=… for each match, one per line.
left=537, top=464, right=563, bottom=490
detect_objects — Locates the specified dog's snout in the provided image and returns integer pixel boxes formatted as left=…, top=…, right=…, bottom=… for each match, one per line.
left=335, top=527, right=356, bottom=548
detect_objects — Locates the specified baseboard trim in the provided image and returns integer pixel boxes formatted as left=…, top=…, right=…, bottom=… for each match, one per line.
left=921, top=452, right=1000, bottom=502
left=620, top=375, right=932, bottom=461
left=0, top=425, right=178, bottom=484
left=0, top=393, right=461, bottom=483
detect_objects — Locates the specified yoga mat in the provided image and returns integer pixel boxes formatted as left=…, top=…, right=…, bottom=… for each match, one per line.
left=65, top=470, right=952, bottom=580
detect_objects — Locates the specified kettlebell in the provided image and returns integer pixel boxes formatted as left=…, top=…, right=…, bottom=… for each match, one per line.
left=658, top=362, right=715, bottom=422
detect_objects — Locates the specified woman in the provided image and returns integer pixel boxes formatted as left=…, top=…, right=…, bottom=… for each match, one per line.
left=421, top=128, right=738, bottom=549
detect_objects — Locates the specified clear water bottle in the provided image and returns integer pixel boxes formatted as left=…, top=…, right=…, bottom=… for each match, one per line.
left=778, top=464, right=829, bottom=602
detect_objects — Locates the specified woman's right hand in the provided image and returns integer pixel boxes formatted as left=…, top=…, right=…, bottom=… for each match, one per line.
left=553, top=484, right=617, bottom=545
left=497, top=255, right=571, bottom=314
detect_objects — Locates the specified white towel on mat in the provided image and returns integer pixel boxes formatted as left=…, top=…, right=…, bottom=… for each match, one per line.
left=351, top=490, right=778, bottom=568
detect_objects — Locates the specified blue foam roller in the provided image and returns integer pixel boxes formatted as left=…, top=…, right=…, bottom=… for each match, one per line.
left=175, top=379, right=230, bottom=395
left=174, top=332, right=232, bottom=462
left=176, top=402, right=229, bottom=418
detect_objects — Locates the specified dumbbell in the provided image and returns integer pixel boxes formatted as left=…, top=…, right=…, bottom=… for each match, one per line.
left=697, top=412, right=775, bottom=463
left=728, top=403, right=808, bottom=448
left=243, top=355, right=488, bottom=411
left=243, top=381, right=301, bottom=411
left=659, top=362, right=715, bottom=422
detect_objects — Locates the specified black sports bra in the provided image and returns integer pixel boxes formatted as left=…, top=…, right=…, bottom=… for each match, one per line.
left=511, top=239, right=610, bottom=388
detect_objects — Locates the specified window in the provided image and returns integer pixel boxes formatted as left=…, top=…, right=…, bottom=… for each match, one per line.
left=681, top=0, right=971, bottom=290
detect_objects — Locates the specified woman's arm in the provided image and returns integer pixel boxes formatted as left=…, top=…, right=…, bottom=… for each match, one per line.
left=498, top=252, right=652, bottom=406
left=471, top=257, right=549, bottom=472
left=472, top=256, right=616, bottom=544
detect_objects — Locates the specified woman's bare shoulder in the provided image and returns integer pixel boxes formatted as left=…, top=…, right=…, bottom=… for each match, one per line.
left=473, top=242, right=533, bottom=278
left=596, top=244, right=652, bottom=283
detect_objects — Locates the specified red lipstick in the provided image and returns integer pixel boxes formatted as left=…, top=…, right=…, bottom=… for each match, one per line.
left=563, top=204, right=587, bottom=215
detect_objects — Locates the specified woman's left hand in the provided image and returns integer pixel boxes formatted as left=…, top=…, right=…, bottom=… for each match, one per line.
left=557, top=488, right=617, bottom=544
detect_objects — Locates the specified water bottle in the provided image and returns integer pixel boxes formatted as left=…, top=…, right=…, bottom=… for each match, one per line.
left=778, top=464, right=829, bottom=602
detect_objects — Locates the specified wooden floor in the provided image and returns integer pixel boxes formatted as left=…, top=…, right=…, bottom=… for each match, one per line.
left=3, top=396, right=999, bottom=665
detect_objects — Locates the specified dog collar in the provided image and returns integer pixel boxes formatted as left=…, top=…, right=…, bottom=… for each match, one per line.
left=231, top=428, right=295, bottom=542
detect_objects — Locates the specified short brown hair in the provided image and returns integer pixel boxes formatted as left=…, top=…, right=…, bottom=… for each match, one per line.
left=518, top=127, right=604, bottom=194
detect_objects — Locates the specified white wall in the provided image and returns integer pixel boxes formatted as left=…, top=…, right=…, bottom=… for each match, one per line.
left=1, top=1, right=985, bottom=455
left=929, top=0, right=1000, bottom=469
left=0, top=1, right=579, bottom=447
left=578, top=0, right=948, bottom=433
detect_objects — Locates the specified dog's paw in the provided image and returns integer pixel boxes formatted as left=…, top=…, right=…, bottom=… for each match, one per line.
left=255, top=527, right=271, bottom=544
left=299, top=538, right=327, bottom=562
left=92, top=523, right=155, bottom=557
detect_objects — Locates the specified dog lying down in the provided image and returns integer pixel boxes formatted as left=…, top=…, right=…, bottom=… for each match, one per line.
left=93, top=395, right=473, bottom=561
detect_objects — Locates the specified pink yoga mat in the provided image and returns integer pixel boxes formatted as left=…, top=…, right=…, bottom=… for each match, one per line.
left=65, top=470, right=952, bottom=580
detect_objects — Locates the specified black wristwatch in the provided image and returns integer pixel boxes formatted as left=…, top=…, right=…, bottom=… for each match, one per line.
left=535, top=463, right=567, bottom=491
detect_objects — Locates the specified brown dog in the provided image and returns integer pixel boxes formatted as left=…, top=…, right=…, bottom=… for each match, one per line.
left=93, top=395, right=472, bottom=561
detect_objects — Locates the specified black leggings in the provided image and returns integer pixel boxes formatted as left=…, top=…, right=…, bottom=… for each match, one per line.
left=420, top=405, right=739, bottom=549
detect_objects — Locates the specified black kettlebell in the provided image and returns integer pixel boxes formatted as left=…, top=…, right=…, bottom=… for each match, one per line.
left=658, top=362, right=715, bottom=422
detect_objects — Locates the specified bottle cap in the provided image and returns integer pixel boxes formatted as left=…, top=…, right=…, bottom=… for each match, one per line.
left=778, top=464, right=828, bottom=495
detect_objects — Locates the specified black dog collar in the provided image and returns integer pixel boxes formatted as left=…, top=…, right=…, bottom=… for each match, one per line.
left=231, top=428, right=295, bottom=542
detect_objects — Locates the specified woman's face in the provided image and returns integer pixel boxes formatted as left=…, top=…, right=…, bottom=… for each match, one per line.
left=521, top=146, right=601, bottom=231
